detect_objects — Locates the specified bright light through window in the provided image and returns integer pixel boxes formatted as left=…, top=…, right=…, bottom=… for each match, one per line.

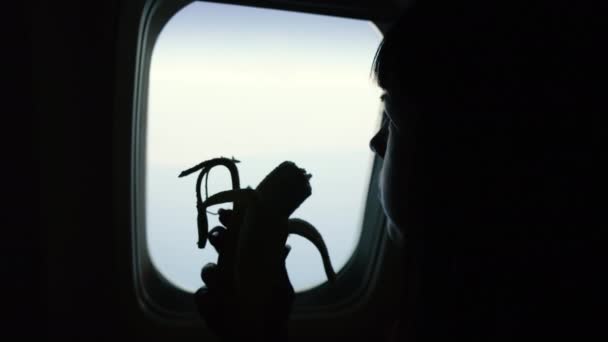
left=147, top=2, right=383, bottom=292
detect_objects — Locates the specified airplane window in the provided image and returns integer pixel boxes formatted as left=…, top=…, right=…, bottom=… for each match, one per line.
left=147, top=1, right=383, bottom=293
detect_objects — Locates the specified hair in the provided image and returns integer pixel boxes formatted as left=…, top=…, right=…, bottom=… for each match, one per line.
left=371, top=0, right=599, bottom=115
left=371, top=0, right=604, bottom=231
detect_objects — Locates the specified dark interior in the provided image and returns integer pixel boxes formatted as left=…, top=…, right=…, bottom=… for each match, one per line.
left=33, top=0, right=605, bottom=340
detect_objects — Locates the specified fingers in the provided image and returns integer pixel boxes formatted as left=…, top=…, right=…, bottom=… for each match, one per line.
left=194, top=286, right=222, bottom=331
left=201, top=262, right=219, bottom=289
left=218, top=208, right=234, bottom=227
left=194, top=286, right=212, bottom=315
left=208, top=226, right=226, bottom=253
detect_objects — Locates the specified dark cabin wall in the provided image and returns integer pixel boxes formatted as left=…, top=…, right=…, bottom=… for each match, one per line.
left=6, top=2, right=38, bottom=338
left=35, top=1, right=124, bottom=338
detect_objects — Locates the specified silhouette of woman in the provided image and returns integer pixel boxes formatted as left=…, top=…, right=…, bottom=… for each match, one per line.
left=196, top=1, right=605, bottom=340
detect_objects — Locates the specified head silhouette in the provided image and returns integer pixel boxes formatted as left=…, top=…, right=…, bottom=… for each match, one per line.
left=369, top=2, right=604, bottom=338
left=369, top=0, right=602, bottom=242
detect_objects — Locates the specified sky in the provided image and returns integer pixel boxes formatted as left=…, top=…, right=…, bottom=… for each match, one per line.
left=146, top=1, right=383, bottom=292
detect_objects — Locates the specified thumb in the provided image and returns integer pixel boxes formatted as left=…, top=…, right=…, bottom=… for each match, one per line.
left=283, top=244, right=291, bottom=260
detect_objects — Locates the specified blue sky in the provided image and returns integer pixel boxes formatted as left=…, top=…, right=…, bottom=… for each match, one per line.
left=146, top=1, right=383, bottom=292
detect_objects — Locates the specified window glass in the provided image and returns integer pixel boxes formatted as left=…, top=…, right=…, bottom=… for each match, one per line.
left=147, top=1, right=382, bottom=292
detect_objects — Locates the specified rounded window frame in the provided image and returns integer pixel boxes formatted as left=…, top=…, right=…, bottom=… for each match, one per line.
left=123, top=0, right=403, bottom=327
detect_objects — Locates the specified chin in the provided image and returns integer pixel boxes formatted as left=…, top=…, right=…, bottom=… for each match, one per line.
left=386, top=220, right=404, bottom=246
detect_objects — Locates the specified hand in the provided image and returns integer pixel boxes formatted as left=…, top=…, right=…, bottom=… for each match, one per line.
left=194, top=209, right=295, bottom=341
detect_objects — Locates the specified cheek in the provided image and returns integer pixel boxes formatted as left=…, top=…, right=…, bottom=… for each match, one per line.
left=379, top=131, right=409, bottom=234
left=379, top=162, right=404, bottom=229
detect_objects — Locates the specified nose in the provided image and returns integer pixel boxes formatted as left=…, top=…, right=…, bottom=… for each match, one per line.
left=369, top=130, right=386, bottom=159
